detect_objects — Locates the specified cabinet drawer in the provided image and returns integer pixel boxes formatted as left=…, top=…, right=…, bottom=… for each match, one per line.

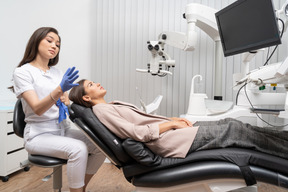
left=6, top=149, right=28, bottom=174
left=6, top=112, right=13, bottom=121
left=6, top=134, right=24, bottom=152
left=5, top=112, right=14, bottom=133
left=6, top=122, right=13, bottom=133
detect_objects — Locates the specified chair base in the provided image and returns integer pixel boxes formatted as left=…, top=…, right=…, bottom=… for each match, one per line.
left=53, top=166, right=63, bottom=191
left=135, top=179, right=258, bottom=192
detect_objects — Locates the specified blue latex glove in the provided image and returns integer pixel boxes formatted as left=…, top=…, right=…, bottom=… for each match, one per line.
left=60, top=67, right=79, bottom=92
left=56, top=99, right=69, bottom=123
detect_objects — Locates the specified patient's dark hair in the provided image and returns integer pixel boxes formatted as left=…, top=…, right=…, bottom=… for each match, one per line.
left=69, top=79, right=93, bottom=108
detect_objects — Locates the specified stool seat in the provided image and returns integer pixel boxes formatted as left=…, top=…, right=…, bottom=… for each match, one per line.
left=29, top=154, right=67, bottom=167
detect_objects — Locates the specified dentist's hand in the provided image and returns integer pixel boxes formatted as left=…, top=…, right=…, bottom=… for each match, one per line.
left=60, top=67, right=79, bottom=92
left=56, top=99, right=69, bottom=123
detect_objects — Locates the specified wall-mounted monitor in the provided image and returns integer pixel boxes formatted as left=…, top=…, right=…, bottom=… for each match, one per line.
left=215, top=0, right=281, bottom=57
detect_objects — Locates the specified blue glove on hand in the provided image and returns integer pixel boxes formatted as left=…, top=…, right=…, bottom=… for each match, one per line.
left=60, top=67, right=79, bottom=92
left=56, top=99, right=69, bottom=123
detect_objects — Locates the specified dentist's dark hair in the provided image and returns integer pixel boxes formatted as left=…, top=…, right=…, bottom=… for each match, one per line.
left=69, top=79, right=94, bottom=108
left=18, top=27, right=61, bottom=68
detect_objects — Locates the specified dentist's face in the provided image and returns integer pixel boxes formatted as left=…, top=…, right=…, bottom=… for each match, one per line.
left=38, top=32, right=60, bottom=60
left=83, top=80, right=106, bottom=100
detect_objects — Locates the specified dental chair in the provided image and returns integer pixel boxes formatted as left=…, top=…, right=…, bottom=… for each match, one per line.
left=13, top=99, right=67, bottom=192
left=69, top=103, right=288, bottom=192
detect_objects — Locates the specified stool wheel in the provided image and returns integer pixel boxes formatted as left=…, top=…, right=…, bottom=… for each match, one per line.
left=24, top=166, right=30, bottom=172
left=1, top=176, right=9, bottom=182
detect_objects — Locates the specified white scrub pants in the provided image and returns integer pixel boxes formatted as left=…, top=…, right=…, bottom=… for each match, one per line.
left=24, top=121, right=106, bottom=189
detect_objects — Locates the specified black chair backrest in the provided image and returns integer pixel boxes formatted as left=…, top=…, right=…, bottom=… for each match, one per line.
left=13, top=99, right=26, bottom=138
left=69, top=103, right=134, bottom=166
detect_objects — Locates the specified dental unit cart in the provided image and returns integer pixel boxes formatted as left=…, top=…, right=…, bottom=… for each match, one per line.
left=0, top=100, right=28, bottom=182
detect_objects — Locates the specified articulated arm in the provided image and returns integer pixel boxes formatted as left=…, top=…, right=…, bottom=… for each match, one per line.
left=276, top=0, right=288, bottom=32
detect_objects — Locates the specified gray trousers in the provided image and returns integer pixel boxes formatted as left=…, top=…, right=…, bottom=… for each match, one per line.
left=189, top=118, right=288, bottom=159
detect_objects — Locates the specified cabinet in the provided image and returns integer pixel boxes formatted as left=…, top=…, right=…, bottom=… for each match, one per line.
left=0, top=101, right=28, bottom=182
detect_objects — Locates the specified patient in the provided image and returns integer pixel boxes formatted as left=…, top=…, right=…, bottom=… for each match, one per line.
left=69, top=79, right=288, bottom=159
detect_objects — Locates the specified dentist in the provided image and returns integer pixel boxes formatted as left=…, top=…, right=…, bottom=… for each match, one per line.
left=10, top=27, right=105, bottom=192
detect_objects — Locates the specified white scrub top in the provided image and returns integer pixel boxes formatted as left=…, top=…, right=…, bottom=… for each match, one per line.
left=13, top=64, right=64, bottom=139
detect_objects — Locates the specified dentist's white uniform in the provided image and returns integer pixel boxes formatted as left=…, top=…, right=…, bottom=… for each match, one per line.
left=13, top=64, right=105, bottom=189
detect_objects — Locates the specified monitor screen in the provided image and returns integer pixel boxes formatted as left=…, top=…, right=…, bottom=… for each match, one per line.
left=215, top=0, right=281, bottom=57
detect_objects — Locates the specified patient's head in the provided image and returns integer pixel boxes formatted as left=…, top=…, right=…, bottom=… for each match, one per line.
left=69, top=79, right=107, bottom=108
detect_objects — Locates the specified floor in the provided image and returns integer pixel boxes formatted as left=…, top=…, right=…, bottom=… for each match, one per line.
left=0, top=163, right=135, bottom=192
left=0, top=163, right=288, bottom=192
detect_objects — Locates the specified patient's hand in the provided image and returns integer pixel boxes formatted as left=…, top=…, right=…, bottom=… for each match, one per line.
left=172, top=120, right=192, bottom=129
left=169, top=117, right=193, bottom=127
left=159, top=118, right=193, bottom=134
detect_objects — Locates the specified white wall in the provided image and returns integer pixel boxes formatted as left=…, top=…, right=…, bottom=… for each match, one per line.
left=0, top=0, right=93, bottom=101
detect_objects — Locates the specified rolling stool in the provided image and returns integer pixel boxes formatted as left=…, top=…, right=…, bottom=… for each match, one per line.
left=13, top=99, right=67, bottom=192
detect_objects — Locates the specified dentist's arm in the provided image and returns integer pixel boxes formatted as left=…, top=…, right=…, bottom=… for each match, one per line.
left=22, top=67, right=79, bottom=116
left=22, top=86, right=63, bottom=116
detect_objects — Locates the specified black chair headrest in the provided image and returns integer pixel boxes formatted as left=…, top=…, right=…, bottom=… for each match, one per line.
left=13, top=99, right=26, bottom=138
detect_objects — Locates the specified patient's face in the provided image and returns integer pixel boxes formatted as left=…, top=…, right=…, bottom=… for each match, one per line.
left=83, top=80, right=107, bottom=100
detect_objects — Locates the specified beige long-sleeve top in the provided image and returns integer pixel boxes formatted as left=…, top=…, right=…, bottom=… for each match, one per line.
left=93, top=101, right=199, bottom=158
